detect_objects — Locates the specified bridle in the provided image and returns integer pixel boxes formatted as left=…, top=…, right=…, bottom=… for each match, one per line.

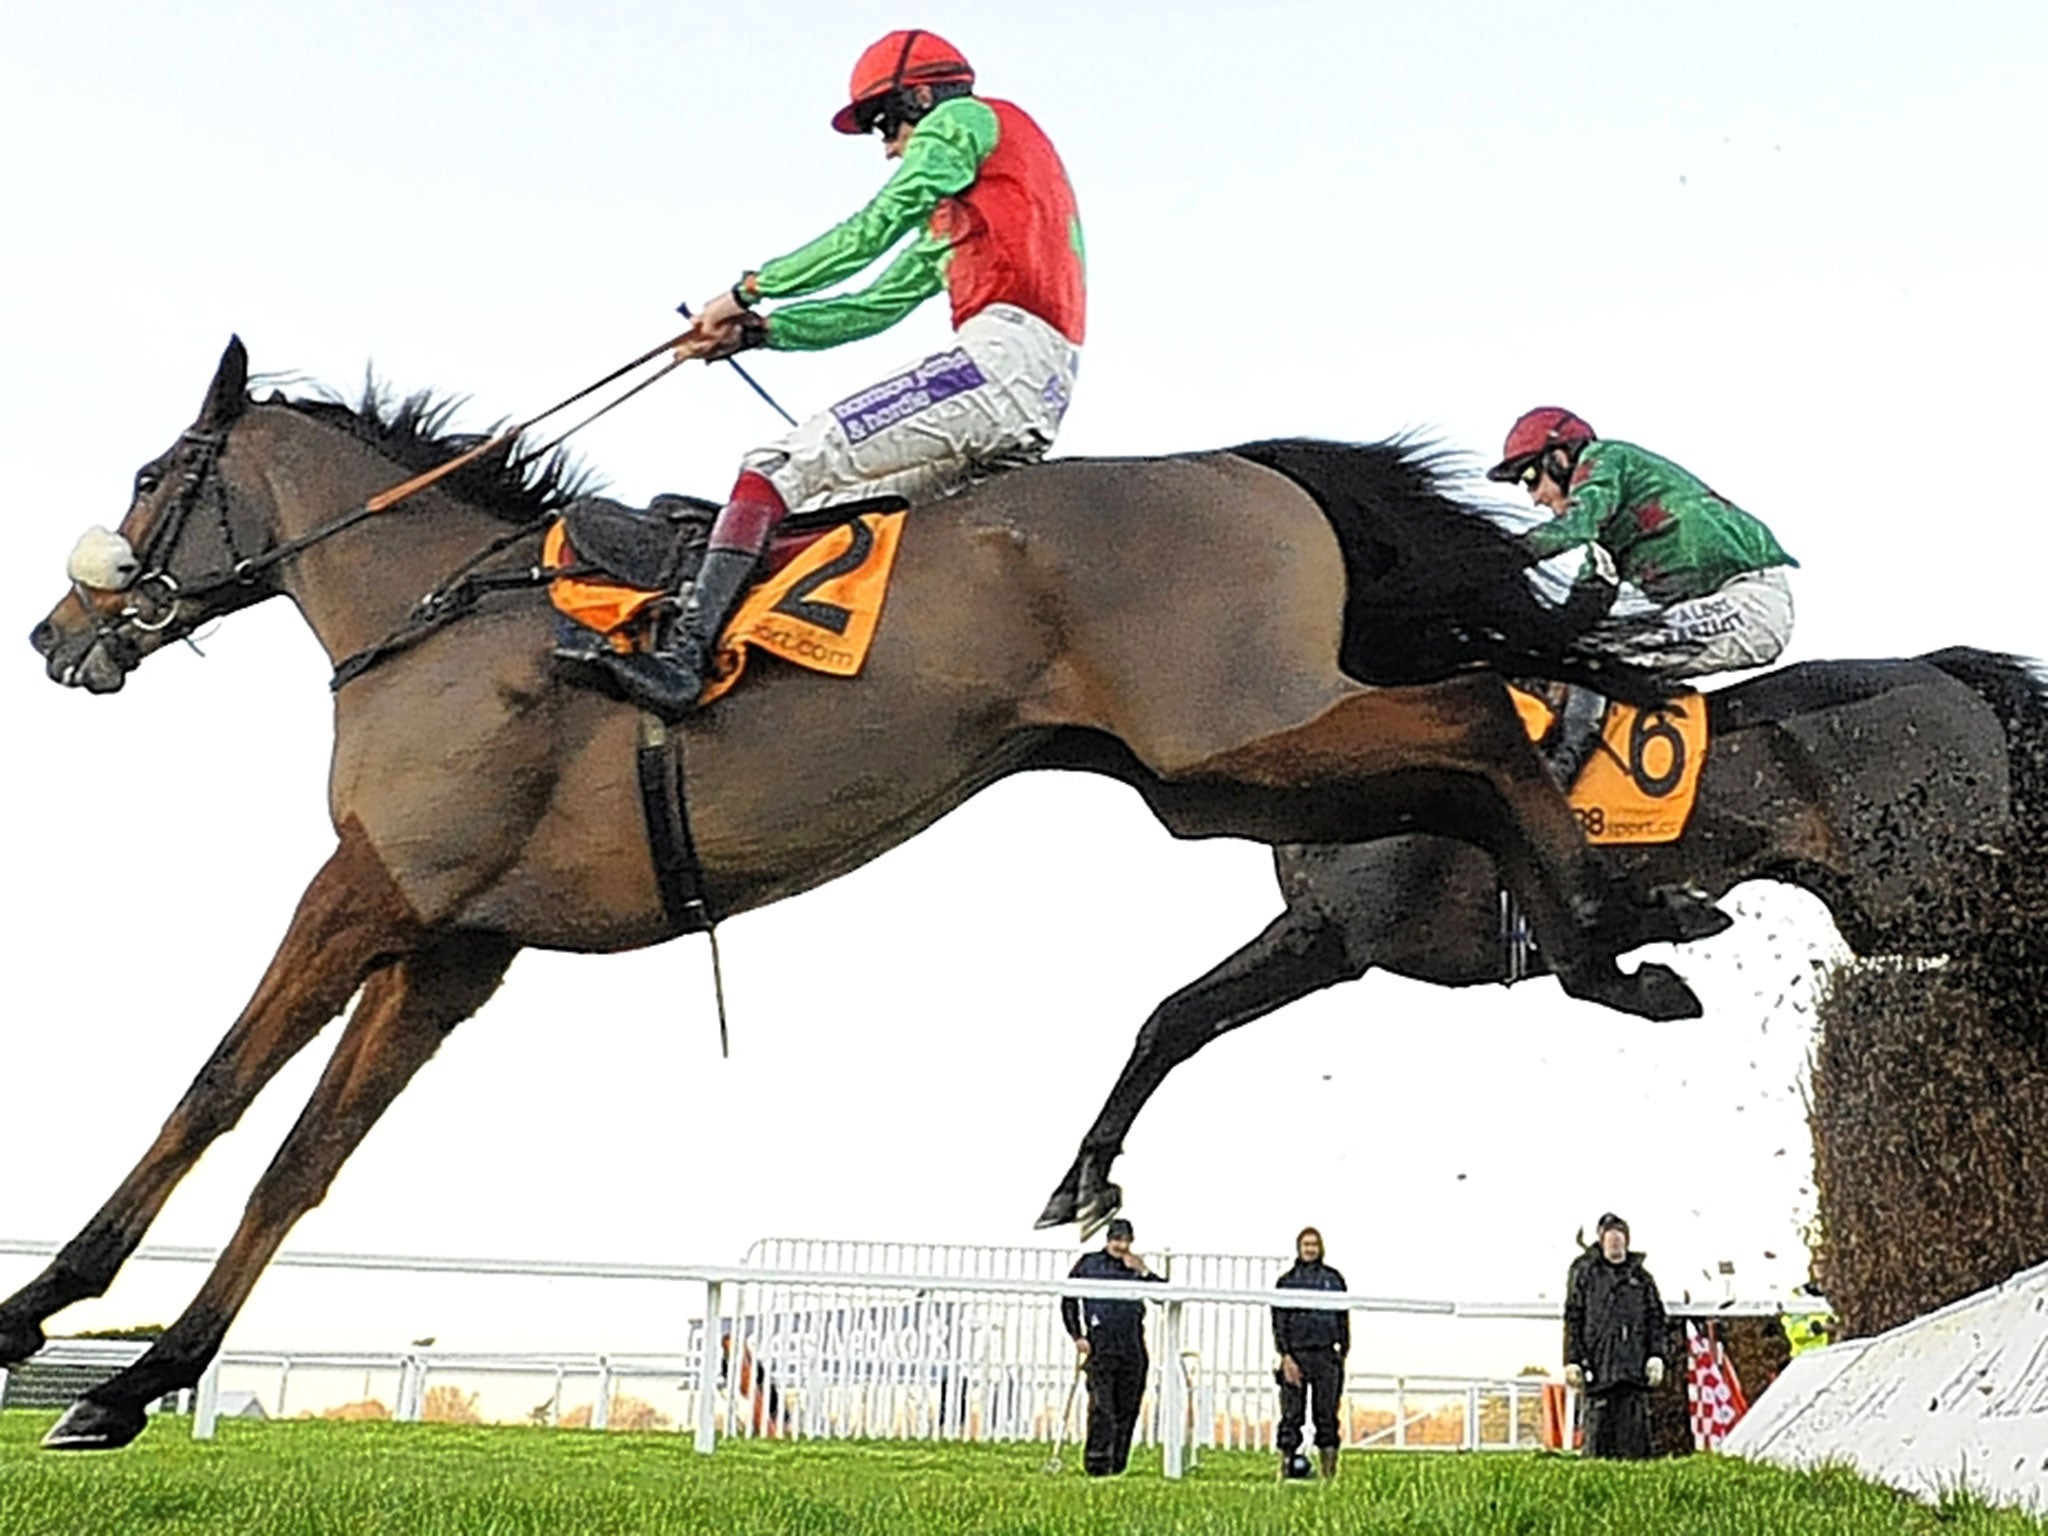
left=71, top=421, right=383, bottom=673
left=67, top=427, right=244, bottom=673
left=67, top=329, right=703, bottom=681
left=120, top=427, right=253, bottom=630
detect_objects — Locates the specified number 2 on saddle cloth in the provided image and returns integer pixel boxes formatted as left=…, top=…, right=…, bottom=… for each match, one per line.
left=1510, top=686, right=1710, bottom=845
left=545, top=510, right=909, bottom=705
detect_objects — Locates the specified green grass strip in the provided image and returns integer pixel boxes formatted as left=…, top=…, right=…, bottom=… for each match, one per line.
left=1, top=1412, right=2042, bottom=1535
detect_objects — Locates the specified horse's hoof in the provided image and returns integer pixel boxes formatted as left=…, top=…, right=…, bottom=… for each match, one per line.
left=1654, top=890, right=1734, bottom=946
left=1560, top=959, right=1702, bottom=1021
left=1074, top=1179, right=1125, bottom=1239
left=0, top=1315, right=48, bottom=1367
left=42, top=1395, right=148, bottom=1451
left=1625, top=962, right=1704, bottom=1021
left=1036, top=1167, right=1082, bottom=1230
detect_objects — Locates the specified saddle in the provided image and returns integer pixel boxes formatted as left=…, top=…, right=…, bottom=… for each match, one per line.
left=545, top=492, right=910, bottom=653
left=559, top=493, right=719, bottom=591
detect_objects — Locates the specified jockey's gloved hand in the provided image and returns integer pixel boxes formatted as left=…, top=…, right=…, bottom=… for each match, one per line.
left=698, top=313, right=768, bottom=362
left=1559, top=567, right=1619, bottom=631
left=696, top=277, right=758, bottom=331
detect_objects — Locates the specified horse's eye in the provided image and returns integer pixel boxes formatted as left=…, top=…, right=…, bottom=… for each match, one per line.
left=134, top=471, right=162, bottom=498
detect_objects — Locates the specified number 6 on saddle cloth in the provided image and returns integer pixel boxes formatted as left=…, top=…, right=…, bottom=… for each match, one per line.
left=1512, top=685, right=1710, bottom=844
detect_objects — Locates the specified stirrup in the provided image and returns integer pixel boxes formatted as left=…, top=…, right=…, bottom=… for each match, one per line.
left=594, top=645, right=711, bottom=722
left=552, top=618, right=613, bottom=668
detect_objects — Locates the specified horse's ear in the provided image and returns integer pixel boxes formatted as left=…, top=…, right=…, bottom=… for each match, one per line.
left=198, top=335, right=250, bottom=428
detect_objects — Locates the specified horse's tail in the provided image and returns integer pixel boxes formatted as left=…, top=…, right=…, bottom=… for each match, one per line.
left=1918, top=646, right=2048, bottom=1023
left=1921, top=647, right=2048, bottom=859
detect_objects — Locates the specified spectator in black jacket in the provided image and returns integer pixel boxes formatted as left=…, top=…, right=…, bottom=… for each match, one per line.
left=1273, top=1226, right=1349, bottom=1479
left=1563, top=1212, right=1668, bottom=1459
left=1060, top=1217, right=1165, bottom=1476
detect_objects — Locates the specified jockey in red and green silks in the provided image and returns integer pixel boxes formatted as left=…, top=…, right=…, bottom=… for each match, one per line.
left=600, top=28, right=1086, bottom=719
left=1488, top=408, right=1798, bottom=785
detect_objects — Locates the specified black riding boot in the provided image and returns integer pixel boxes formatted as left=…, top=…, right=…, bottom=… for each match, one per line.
left=598, top=548, right=759, bottom=721
left=1545, top=685, right=1609, bottom=789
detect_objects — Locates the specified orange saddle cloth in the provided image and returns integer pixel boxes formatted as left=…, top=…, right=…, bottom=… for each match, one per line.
left=1512, top=687, right=1709, bottom=845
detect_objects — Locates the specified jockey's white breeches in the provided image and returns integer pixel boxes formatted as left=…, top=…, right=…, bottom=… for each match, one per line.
left=1609, top=567, right=1796, bottom=676
left=742, top=304, right=1080, bottom=513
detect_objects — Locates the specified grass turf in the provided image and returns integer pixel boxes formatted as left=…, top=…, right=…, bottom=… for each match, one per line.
left=1, top=1412, right=2043, bottom=1535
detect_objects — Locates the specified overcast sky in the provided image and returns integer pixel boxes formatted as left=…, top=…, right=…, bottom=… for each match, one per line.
left=2, top=1, right=2042, bottom=1379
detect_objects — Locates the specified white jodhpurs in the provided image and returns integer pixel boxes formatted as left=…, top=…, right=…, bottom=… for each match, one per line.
left=1610, top=567, right=1796, bottom=676
left=742, top=304, right=1080, bottom=513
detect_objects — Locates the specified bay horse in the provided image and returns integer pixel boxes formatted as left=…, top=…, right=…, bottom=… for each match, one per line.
left=18, top=337, right=1709, bottom=1448
left=1037, top=646, right=2048, bottom=1231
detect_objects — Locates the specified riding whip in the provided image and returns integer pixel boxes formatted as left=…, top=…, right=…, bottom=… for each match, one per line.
left=676, top=301, right=799, bottom=427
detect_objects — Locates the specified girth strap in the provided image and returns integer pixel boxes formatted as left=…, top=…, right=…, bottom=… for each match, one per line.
left=635, top=715, right=714, bottom=936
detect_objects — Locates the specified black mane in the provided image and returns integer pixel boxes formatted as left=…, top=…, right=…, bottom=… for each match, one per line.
left=266, top=377, right=600, bottom=524
left=1231, top=436, right=1674, bottom=699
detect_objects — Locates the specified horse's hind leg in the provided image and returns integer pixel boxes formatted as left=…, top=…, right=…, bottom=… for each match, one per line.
left=0, top=823, right=417, bottom=1367
left=41, top=930, right=517, bottom=1450
left=1037, top=902, right=1362, bottom=1231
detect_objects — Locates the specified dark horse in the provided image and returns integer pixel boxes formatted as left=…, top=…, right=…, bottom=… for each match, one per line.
left=1038, top=646, right=2048, bottom=1230
left=18, top=337, right=1710, bottom=1448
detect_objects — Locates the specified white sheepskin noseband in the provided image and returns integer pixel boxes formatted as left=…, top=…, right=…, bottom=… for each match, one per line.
left=67, top=526, right=141, bottom=592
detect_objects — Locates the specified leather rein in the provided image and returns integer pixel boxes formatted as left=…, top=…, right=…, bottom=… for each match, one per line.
left=89, top=333, right=700, bottom=682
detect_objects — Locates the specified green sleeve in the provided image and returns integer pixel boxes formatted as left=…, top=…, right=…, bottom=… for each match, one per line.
left=754, top=98, right=996, bottom=302
left=766, top=232, right=950, bottom=351
left=1524, top=447, right=1625, bottom=561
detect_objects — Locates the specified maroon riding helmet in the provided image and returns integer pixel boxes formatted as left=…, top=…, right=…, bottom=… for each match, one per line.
left=1487, top=407, right=1596, bottom=483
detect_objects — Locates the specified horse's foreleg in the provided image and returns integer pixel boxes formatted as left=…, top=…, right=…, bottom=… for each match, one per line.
left=1175, top=683, right=1706, bottom=1021
left=1425, top=754, right=1708, bottom=1020
left=1036, top=905, right=1363, bottom=1232
left=40, top=930, right=517, bottom=1450
left=0, top=823, right=417, bottom=1368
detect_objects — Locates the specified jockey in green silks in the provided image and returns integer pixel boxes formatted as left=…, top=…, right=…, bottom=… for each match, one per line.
left=596, top=28, right=1087, bottom=719
left=1489, top=407, right=1798, bottom=786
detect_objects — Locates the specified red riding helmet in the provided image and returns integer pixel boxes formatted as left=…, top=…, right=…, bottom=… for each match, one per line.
left=1486, top=407, right=1596, bottom=482
left=832, top=30, right=976, bottom=135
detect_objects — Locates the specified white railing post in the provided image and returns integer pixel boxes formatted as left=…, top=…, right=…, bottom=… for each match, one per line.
left=592, top=1356, right=612, bottom=1431
left=1160, top=1299, right=1186, bottom=1479
left=695, top=1279, right=723, bottom=1454
left=1465, top=1385, right=1479, bottom=1450
left=192, top=1355, right=223, bottom=1441
left=1394, top=1376, right=1407, bottom=1448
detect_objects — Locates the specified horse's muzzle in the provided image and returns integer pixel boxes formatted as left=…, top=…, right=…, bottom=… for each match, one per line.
left=31, top=620, right=130, bottom=693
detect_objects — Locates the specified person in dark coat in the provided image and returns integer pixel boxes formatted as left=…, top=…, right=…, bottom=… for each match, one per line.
left=1060, top=1217, right=1164, bottom=1476
left=1563, top=1212, right=1669, bottom=1459
left=1272, top=1225, right=1349, bottom=1479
